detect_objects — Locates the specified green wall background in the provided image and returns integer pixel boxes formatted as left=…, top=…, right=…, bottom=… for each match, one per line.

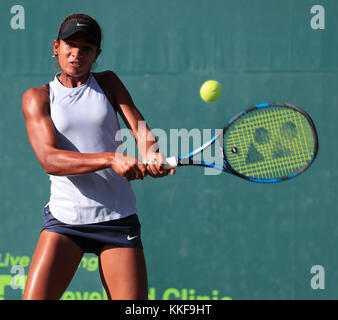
left=0, top=0, right=336, bottom=299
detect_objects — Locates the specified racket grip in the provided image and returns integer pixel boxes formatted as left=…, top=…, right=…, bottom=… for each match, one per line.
left=160, top=156, right=178, bottom=170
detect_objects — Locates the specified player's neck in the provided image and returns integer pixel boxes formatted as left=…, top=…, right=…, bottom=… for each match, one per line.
left=57, top=72, right=90, bottom=88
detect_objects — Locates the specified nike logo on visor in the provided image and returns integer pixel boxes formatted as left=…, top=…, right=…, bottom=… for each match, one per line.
left=127, top=235, right=139, bottom=241
left=77, top=23, right=88, bottom=27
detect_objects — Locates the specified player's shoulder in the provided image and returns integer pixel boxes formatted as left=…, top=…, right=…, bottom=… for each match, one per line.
left=93, top=70, right=115, bottom=79
left=22, top=85, right=49, bottom=102
left=22, top=85, right=50, bottom=116
left=93, top=70, right=122, bottom=84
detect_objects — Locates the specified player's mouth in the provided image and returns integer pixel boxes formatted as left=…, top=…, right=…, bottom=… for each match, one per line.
left=69, top=61, right=82, bottom=68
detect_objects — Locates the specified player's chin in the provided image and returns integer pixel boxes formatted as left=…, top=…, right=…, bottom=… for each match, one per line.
left=65, top=64, right=91, bottom=77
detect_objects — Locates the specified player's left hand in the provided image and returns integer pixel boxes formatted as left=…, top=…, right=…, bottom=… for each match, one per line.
left=146, top=152, right=175, bottom=178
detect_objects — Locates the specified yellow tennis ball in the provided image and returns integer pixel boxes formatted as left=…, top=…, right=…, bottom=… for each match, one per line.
left=200, top=80, right=222, bottom=103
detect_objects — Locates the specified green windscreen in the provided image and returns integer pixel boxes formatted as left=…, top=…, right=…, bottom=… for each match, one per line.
left=224, top=105, right=316, bottom=180
left=1, top=0, right=335, bottom=300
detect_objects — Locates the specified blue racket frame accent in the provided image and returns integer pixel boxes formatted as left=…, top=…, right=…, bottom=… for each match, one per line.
left=178, top=134, right=219, bottom=160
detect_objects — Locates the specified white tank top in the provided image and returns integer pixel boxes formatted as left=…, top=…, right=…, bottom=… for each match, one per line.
left=47, top=73, right=137, bottom=224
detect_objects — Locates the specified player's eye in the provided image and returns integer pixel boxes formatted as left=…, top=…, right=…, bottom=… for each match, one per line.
left=83, top=45, right=93, bottom=51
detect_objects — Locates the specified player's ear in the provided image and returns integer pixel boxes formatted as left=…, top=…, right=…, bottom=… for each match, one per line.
left=52, top=40, right=59, bottom=56
left=95, top=48, right=102, bottom=60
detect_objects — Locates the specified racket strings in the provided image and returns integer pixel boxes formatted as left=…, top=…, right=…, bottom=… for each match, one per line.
left=250, top=110, right=312, bottom=178
left=255, top=109, right=312, bottom=178
left=224, top=106, right=316, bottom=180
left=244, top=112, right=313, bottom=179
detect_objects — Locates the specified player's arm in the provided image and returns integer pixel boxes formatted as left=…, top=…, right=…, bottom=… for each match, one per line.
left=100, top=71, right=174, bottom=176
left=21, top=86, right=146, bottom=180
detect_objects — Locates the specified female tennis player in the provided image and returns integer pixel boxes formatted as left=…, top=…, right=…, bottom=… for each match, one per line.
left=21, top=13, right=174, bottom=300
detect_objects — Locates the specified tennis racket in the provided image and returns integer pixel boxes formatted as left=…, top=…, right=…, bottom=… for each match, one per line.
left=162, top=102, right=318, bottom=183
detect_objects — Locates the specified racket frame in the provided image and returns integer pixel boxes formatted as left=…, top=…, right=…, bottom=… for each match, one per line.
left=165, top=103, right=319, bottom=183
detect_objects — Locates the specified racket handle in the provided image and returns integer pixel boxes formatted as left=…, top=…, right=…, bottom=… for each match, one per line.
left=160, top=156, right=178, bottom=170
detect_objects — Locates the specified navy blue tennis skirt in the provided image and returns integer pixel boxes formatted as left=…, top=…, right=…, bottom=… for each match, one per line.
left=41, top=205, right=143, bottom=256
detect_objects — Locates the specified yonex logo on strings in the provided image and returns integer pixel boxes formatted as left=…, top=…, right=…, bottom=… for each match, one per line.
left=230, top=121, right=300, bottom=166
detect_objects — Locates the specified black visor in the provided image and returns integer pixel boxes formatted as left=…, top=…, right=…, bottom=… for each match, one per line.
left=57, top=20, right=101, bottom=48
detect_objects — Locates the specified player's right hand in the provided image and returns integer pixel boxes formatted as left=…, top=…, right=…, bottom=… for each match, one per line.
left=110, top=153, right=148, bottom=181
